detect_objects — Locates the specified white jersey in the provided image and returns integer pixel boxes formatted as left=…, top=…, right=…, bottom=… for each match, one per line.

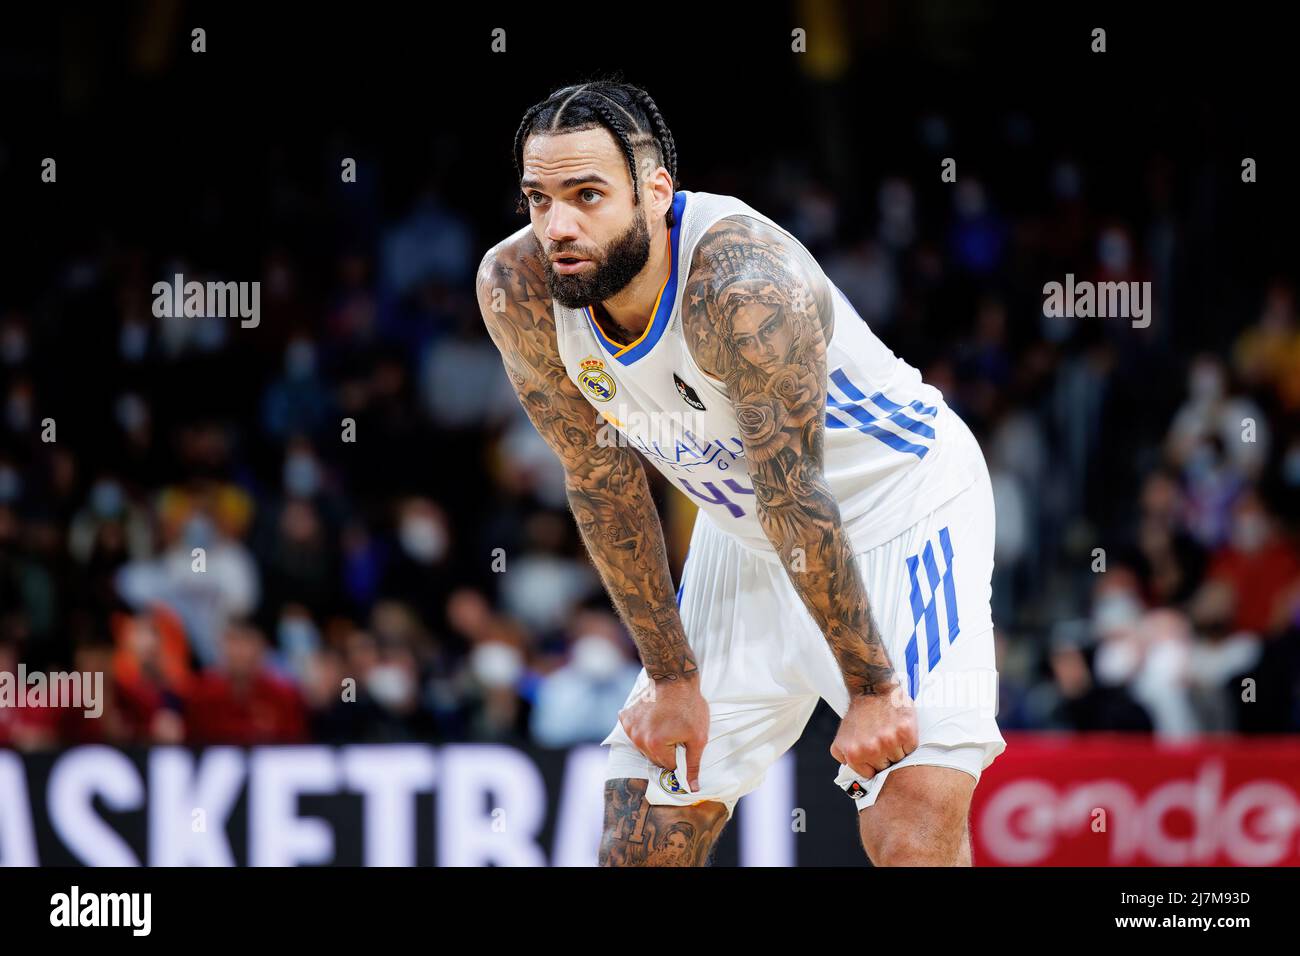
left=554, top=189, right=981, bottom=558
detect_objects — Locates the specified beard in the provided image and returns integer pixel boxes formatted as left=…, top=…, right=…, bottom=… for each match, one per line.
left=542, top=207, right=652, bottom=309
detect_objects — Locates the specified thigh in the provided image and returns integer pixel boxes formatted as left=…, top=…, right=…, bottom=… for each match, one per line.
left=599, top=779, right=730, bottom=867
left=857, top=764, right=977, bottom=867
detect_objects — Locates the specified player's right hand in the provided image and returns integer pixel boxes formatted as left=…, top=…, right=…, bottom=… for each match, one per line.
left=618, top=675, right=710, bottom=792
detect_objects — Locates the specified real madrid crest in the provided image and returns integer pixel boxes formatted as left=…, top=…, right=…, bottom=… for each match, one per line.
left=659, top=767, right=687, bottom=795
left=578, top=356, right=617, bottom=402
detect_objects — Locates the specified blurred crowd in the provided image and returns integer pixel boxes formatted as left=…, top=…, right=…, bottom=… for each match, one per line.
left=2, top=119, right=1300, bottom=751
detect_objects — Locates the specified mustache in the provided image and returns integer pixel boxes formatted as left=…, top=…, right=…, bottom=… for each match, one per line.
left=547, top=244, right=598, bottom=260
left=531, top=231, right=602, bottom=264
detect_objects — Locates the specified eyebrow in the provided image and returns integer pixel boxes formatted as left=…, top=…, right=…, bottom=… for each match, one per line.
left=519, top=173, right=613, bottom=191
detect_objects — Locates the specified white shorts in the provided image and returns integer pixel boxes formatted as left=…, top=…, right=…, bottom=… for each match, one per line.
left=602, top=429, right=1007, bottom=821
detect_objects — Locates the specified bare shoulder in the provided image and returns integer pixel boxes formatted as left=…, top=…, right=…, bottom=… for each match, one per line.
left=479, top=224, right=540, bottom=275
left=476, top=226, right=615, bottom=472
left=475, top=226, right=567, bottom=382
left=681, top=214, right=833, bottom=378
left=476, top=225, right=549, bottom=317
left=687, top=213, right=809, bottom=272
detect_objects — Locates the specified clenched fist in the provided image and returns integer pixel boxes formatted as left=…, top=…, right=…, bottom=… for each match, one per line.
left=830, top=681, right=918, bottom=781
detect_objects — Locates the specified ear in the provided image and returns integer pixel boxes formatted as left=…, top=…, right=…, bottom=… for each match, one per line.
left=643, top=165, right=675, bottom=222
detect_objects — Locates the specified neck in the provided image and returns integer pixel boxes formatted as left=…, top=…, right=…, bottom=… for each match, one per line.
left=596, top=222, right=672, bottom=344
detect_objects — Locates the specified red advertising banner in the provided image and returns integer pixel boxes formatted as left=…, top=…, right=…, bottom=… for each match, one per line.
left=971, top=733, right=1300, bottom=867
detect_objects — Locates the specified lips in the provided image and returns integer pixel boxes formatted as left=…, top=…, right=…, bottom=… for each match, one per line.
left=551, top=256, right=592, bottom=274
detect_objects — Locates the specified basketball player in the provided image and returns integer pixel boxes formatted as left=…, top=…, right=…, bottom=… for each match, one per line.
left=476, top=81, right=1006, bottom=866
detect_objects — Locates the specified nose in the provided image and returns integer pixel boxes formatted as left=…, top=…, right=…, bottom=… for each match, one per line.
left=543, top=201, right=581, bottom=246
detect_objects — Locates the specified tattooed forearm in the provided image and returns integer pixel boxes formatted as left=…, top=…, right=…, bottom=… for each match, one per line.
left=477, top=235, right=698, bottom=682
left=599, top=779, right=728, bottom=866
left=682, top=217, right=896, bottom=697
left=564, top=452, right=699, bottom=682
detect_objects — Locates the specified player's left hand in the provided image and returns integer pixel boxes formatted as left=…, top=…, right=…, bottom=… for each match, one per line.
left=830, top=680, right=918, bottom=781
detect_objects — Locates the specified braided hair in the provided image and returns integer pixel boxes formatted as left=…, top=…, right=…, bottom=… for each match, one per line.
left=513, top=80, right=680, bottom=227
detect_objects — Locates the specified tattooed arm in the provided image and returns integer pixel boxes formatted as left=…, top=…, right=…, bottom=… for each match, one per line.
left=477, top=233, right=708, bottom=781
left=682, top=216, right=890, bottom=694
left=681, top=214, right=915, bottom=780
left=682, top=216, right=916, bottom=775
left=476, top=233, right=696, bottom=682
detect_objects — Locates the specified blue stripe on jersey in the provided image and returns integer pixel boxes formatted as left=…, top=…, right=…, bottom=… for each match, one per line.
left=828, top=410, right=932, bottom=457
left=830, top=368, right=938, bottom=423
left=882, top=409, right=936, bottom=440
left=863, top=391, right=940, bottom=420
left=904, top=556, right=925, bottom=699
left=826, top=367, right=936, bottom=457
left=939, top=527, right=960, bottom=644
left=902, top=529, right=962, bottom=698
left=676, top=550, right=689, bottom=607
left=826, top=393, right=935, bottom=438
left=921, top=541, right=943, bottom=673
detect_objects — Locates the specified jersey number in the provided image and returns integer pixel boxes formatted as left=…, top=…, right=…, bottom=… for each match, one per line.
left=680, top=478, right=754, bottom=518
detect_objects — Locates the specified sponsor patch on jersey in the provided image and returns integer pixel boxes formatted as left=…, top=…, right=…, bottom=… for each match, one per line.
left=659, top=768, right=688, bottom=795
left=845, top=780, right=868, bottom=800
left=673, top=372, right=706, bottom=410
left=578, top=356, right=617, bottom=402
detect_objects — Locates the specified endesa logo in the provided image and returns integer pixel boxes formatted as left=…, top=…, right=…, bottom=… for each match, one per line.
left=975, top=751, right=1300, bottom=867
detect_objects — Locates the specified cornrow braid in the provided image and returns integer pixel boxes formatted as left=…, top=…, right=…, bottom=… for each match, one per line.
left=512, top=80, right=680, bottom=228
left=630, top=87, right=678, bottom=189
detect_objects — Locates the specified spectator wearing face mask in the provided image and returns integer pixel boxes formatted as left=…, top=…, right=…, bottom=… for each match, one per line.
left=1031, top=624, right=1154, bottom=734
left=497, top=512, right=599, bottom=638
left=261, top=336, right=333, bottom=440
left=1084, top=573, right=1226, bottom=737
left=529, top=610, right=641, bottom=747
left=1204, top=491, right=1300, bottom=636
left=1097, top=607, right=1200, bottom=739
left=436, top=589, right=523, bottom=737
left=1122, top=468, right=1207, bottom=606
left=116, top=495, right=260, bottom=668
left=1089, top=571, right=1150, bottom=691
left=463, top=638, right=531, bottom=743
left=377, top=497, right=454, bottom=629
left=68, top=476, right=153, bottom=567
left=1167, top=355, right=1271, bottom=482
left=358, top=634, right=440, bottom=742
